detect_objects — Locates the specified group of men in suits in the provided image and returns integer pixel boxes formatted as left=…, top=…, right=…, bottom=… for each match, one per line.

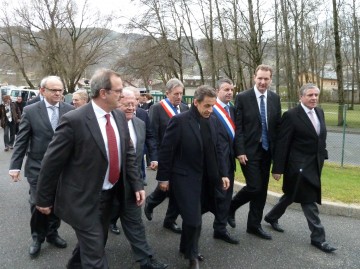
left=9, top=71, right=168, bottom=269
left=7, top=65, right=336, bottom=269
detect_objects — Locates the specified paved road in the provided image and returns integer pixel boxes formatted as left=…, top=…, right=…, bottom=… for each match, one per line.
left=1, top=129, right=360, bottom=268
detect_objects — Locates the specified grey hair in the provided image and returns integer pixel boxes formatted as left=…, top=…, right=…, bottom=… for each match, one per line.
left=165, top=78, right=184, bottom=93
left=40, top=76, right=63, bottom=88
left=73, top=90, right=88, bottom=101
left=299, top=83, right=320, bottom=96
left=216, top=78, right=233, bottom=90
left=194, top=85, right=217, bottom=102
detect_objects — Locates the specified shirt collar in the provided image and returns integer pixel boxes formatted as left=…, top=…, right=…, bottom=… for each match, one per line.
left=254, top=86, right=268, bottom=99
left=91, top=100, right=110, bottom=119
left=216, top=98, right=228, bottom=108
left=44, top=99, right=59, bottom=108
left=301, top=103, right=314, bottom=114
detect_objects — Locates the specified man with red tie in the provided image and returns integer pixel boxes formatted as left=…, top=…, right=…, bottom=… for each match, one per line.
left=35, top=69, right=144, bottom=269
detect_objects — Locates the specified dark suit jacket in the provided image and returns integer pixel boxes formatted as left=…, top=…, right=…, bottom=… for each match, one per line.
left=9, top=101, right=74, bottom=178
left=272, top=105, right=328, bottom=204
left=156, top=107, right=225, bottom=226
left=234, top=89, right=281, bottom=158
left=131, top=117, right=147, bottom=176
left=136, top=107, right=157, bottom=161
left=25, top=95, right=41, bottom=106
left=213, top=104, right=236, bottom=176
left=148, top=101, right=189, bottom=149
left=35, top=103, right=142, bottom=230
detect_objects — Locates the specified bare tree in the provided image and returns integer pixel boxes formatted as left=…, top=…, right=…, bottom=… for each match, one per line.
left=0, top=0, right=116, bottom=92
left=332, top=0, right=345, bottom=125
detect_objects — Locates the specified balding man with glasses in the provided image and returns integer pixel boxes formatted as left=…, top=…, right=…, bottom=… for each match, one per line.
left=9, top=75, right=74, bottom=258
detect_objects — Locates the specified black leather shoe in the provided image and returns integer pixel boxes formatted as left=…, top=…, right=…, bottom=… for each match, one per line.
left=311, top=241, right=337, bottom=253
left=46, top=235, right=67, bottom=248
left=140, top=258, right=168, bottom=269
left=109, top=223, right=121, bottom=235
left=163, top=222, right=182, bottom=234
left=264, top=217, right=284, bottom=232
left=247, top=227, right=272, bottom=240
left=213, top=231, right=239, bottom=244
left=179, top=251, right=204, bottom=262
left=189, top=258, right=200, bottom=269
left=29, top=240, right=41, bottom=257
left=227, top=210, right=236, bottom=228
left=144, top=199, right=153, bottom=221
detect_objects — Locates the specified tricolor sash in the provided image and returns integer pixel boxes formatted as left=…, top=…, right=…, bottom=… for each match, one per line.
left=213, top=102, right=235, bottom=140
left=160, top=99, right=178, bottom=118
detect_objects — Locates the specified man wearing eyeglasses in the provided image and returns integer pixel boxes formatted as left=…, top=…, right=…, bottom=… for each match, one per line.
left=9, top=75, right=74, bottom=258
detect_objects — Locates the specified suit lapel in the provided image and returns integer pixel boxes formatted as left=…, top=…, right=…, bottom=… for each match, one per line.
left=112, top=110, right=127, bottom=166
left=132, top=118, right=143, bottom=156
left=85, top=104, right=107, bottom=160
left=188, top=114, right=203, bottom=149
left=38, top=101, right=53, bottom=131
left=297, top=105, right=318, bottom=136
left=249, top=89, right=261, bottom=123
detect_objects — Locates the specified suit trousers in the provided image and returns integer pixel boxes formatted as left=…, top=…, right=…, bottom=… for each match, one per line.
left=67, top=187, right=115, bottom=269
left=109, top=194, right=153, bottom=264
left=180, top=223, right=201, bottom=260
left=265, top=194, right=326, bottom=243
left=28, top=177, right=60, bottom=242
left=146, top=185, right=180, bottom=224
left=213, top=172, right=234, bottom=234
left=230, top=146, right=271, bottom=228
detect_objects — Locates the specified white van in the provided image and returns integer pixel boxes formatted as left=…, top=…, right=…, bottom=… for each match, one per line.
left=9, top=87, right=39, bottom=102
left=0, top=85, right=16, bottom=104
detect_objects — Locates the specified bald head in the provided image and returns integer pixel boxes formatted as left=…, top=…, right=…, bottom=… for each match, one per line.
left=118, top=88, right=136, bottom=121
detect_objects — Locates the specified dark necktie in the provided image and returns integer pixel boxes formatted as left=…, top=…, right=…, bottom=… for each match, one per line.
left=224, top=105, right=230, bottom=115
left=260, top=95, right=269, bottom=151
left=105, top=114, right=120, bottom=185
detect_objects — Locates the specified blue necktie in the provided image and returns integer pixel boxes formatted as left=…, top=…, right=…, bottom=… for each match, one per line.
left=260, top=95, right=269, bottom=151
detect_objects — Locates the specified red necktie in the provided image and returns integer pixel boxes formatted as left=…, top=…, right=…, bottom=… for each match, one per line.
left=105, top=114, right=120, bottom=185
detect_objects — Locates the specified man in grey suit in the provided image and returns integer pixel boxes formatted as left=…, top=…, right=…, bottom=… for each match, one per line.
left=109, top=88, right=167, bottom=269
left=265, top=83, right=336, bottom=253
left=145, top=78, right=189, bottom=234
left=9, top=75, right=73, bottom=257
left=35, top=69, right=146, bottom=269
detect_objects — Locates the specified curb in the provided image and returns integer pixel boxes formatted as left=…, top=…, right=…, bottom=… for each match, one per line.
left=234, top=182, right=360, bottom=220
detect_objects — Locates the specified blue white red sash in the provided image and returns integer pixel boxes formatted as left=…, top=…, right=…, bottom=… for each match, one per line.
left=213, top=102, right=235, bottom=140
left=160, top=99, right=178, bottom=118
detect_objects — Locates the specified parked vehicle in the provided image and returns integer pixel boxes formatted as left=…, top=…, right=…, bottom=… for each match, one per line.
left=0, top=85, right=16, bottom=104
left=9, top=87, right=39, bottom=102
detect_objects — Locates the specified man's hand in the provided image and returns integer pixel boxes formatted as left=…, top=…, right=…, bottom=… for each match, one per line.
left=272, top=173, right=282, bottom=181
left=135, top=190, right=146, bottom=206
left=9, top=171, right=21, bottom=182
left=149, top=161, right=158, bottom=170
left=221, top=177, right=230, bottom=190
left=237, top=155, right=248, bottom=165
left=36, top=206, right=52, bottom=215
left=158, top=181, right=169, bottom=192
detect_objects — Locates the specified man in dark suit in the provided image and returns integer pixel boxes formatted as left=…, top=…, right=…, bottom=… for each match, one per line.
left=9, top=76, right=73, bottom=257
left=264, top=83, right=336, bottom=253
left=157, top=85, right=229, bottom=269
left=145, top=78, right=189, bottom=234
left=34, top=69, right=146, bottom=269
left=228, top=64, right=282, bottom=240
left=211, top=78, right=239, bottom=244
left=109, top=88, right=166, bottom=269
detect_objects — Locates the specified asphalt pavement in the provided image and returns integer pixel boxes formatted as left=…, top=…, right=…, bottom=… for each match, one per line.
left=1, top=129, right=360, bottom=269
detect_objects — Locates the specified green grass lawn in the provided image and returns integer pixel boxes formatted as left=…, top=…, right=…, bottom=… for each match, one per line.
left=235, top=162, right=360, bottom=205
